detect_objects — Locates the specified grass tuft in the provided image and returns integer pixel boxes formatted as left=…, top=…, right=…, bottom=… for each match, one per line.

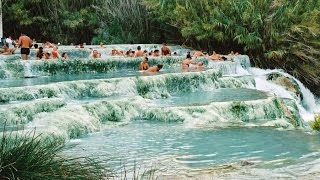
left=0, top=125, right=109, bottom=180
left=311, top=114, right=320, bottom=131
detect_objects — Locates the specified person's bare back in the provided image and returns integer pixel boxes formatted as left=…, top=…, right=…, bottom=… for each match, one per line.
left=18, top=35, right=32, bottom=48
left=18, top=33, right=33, bottom=60
left=135, top=50, right=144, bottom=57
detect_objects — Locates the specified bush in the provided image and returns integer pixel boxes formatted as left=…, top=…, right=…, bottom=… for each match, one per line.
left=311, top=114, right=320, bottom=131
left=0, top=126, right=109, bottom=180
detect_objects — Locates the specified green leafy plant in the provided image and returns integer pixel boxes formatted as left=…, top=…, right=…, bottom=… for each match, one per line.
left=310, top=114, right=320, bottom=131
left=0, top=125, right=109, bottom=179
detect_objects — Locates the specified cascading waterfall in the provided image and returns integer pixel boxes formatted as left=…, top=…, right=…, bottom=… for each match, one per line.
left=21, top=61, right=37, bottom=78
left=250, top=68, right=320, bottom=121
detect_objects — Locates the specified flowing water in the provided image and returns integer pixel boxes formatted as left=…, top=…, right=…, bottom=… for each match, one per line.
left=0, top=45, right=320, bottom=179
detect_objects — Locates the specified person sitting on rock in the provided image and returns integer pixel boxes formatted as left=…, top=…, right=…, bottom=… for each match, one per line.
left=1, top=43, right=16, bottom=55
left=139, top=57, right=150, bottom=70
left=208, top=51, right=222, bottom=61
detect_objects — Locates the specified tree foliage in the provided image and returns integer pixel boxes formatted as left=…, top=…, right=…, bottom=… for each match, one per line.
left=2, top=0, right=101, bottom=44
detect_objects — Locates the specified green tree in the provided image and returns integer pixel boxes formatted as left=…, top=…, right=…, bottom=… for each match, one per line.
left=2, top=0, right=101, bottom=44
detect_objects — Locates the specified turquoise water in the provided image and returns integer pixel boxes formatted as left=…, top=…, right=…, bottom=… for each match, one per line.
left=0, top=68, right=208, bottom=88
left=65, top=121, right=320, bottom=172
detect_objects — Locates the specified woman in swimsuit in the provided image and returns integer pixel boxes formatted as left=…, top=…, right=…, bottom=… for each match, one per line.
left=139, top=57, right=149, bottom=70
left=51, top=46, right=60, bottom=59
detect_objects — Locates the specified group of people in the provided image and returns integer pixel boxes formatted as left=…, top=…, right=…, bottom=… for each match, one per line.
left=191, top=50, right=240, bottom=61
left=1, top=33, right=240, bottom=69
left=137, top=48, right=240, bottom=73
left=35, top=46, right=69, bottom=60
left=138, top=52, right=206, bottom=73
left=110, top=43, right=171, bottom=57
left=0, top=33, right=70, bottom=60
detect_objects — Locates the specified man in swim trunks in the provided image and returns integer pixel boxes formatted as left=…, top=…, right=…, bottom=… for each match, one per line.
left=18, top=33, right=33, bottom=60
left=161, top=43, right=171, bottom=56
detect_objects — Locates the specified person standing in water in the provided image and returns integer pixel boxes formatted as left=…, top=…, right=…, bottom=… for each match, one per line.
left=18, top=33, right=33, bottom=60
